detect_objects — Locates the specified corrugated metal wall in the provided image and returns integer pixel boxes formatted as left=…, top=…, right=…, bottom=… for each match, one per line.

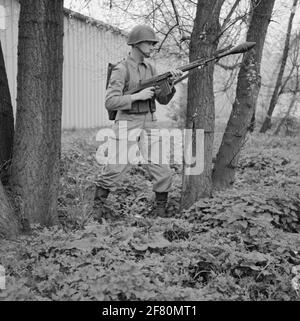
left=0, top=0, right=129, bottom=128
left=62, top=11, right=129, bottom=128
left=0, top=0, right=18, bottom=114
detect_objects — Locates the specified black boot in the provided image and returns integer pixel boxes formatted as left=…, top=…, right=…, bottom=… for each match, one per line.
left=149, top=192, right=170, bottom=218
left=93, top=186, right=113, bottom=222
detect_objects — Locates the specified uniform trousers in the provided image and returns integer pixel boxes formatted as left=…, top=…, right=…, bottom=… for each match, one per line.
left=96, top=112, right=173, bottom=193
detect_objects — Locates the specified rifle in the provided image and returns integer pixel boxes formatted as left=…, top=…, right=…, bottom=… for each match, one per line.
left=124, top=41, right=256, bottom=96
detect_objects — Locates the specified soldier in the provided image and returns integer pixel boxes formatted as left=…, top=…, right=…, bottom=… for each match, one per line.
left=93, top=24, right=182, bottom=221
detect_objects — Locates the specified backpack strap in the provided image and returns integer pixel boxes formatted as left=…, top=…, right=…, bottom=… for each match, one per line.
left=123, top=59, right=130, bottom=93
left=106, top=59, right=130, bottom=91
left=106, top=63, right=115, bottom=90
left=106, top=59, right=130, bottom=121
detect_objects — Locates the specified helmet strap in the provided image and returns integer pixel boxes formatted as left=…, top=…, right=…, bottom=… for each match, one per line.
left=135, top=44, right=150, bottom=58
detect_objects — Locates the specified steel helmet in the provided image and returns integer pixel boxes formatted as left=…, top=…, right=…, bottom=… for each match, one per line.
left=127, top=25, right=159, bottom=45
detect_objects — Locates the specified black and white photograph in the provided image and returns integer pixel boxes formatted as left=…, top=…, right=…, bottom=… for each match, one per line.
left=0, top=0, right=299, bottom=308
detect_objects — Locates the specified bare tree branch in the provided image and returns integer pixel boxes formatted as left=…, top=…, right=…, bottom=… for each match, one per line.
left=170, top=0, right=180, bottom=26
left=216, top=10, right=249, bottom=42
left=260, top=0, right=299, bottom=132
left=221, top=0, right=242, bottom=29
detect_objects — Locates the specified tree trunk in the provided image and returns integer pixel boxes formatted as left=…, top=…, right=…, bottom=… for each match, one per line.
left=260, top=0, right=298, bottom=133
left=0, top=182, right=18, bottom=238
left=212, top=0, right=275, bottom=190
left=0, top=40, right=14, bottom=185
left=9, top=0, right=64, bottom=227
left=248, top=110, right=255, bottom=132
left=181, top=0, right=225, bottom=210
left=274, top=66, right=299, bottom=135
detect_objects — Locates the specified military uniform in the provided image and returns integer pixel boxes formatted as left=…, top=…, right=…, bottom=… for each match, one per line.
left=93, top=24, right=179, bottom=220
left=96, top=54, right=175, bottom=193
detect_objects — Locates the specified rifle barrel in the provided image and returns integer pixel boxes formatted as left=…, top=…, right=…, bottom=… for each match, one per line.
left=179, top=56, right=215, bottom=73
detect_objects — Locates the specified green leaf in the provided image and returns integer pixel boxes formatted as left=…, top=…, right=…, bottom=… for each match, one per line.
left=148, top=234, right=171, bottom=249
left=130, top=242, right=149, bottom=252
left=130, top=232, right=171, bottom=252
left=64, top=237, right=107, bottom=252
left=241, top=251, right=270, bottom=264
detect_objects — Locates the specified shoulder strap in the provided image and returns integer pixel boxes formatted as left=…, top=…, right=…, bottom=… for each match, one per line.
left=106, top=62, right=115, bottom=90
left=106, top=59, right=130, bottom=92
left=123, top=59, right=130, bottom=93
left=105, top=59, right=130, bottom=121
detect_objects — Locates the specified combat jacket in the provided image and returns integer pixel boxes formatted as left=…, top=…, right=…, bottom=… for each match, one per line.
left=105, top=54, right=176, bottom=121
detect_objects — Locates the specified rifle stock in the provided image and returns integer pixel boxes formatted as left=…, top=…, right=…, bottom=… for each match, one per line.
left=124, top=41, right=256, bottom=95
